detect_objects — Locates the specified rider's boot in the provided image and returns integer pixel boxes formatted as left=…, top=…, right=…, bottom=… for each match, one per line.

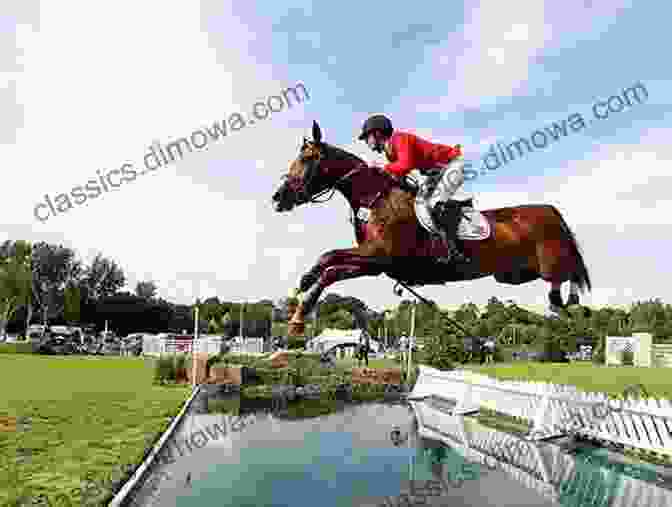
left=433, top=201, right=471, bottom=264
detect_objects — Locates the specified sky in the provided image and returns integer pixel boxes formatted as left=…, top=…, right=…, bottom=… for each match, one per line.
left=2, top=0, right=671, bottom=313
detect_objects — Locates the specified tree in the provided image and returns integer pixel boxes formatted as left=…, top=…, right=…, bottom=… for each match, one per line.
left=63, top=283, right=81, bottom=323
left=81, top=253, right=125, bottom=301
left=30, top=242, right=82, bottom=327
left=135, top=280, right=158, bottom=300
left=324, top=308, right=353, bottom=330
left=420, top=311, right=466, bottom=369
left=0, top=240, right=32, bottom=337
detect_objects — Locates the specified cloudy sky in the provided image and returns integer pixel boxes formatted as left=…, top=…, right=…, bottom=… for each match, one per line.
left=2, top=0, right=671, bottom=312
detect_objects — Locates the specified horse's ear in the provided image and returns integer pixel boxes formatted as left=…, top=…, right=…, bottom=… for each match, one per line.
left=312, top=121, right=322, bottom=145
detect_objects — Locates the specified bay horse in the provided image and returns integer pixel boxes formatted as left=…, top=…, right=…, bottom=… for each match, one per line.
left=272, top=121, right=591, bottom=336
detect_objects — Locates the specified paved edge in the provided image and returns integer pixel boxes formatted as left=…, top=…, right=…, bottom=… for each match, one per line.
left=108, top=385, right=203, bottom=506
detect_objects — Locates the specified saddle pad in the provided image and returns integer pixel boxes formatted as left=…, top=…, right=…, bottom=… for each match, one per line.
left=415, top=201, right=491, bottom=241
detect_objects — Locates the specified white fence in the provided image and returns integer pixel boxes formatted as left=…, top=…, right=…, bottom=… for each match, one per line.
left=411, top=366, right=672, bottom=456
left=229, top=337, right=264, bottom=354
left=410, top=400, right=672, bottom=507
left=141, top=335, right=265, bottom=356
left=142, top=335, right=223, bottom=356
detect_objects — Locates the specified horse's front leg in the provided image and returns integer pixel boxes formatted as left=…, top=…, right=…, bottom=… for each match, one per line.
left=288, top=255, right=385, bottom=336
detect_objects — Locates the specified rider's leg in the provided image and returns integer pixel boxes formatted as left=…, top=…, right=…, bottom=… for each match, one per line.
left=430, top=161, right=471, bottom=264
left=435, top=200, right=470, bottom=263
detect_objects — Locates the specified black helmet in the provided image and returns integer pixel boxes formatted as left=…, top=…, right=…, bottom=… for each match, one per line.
left=358, top=114, right=393, bottom=140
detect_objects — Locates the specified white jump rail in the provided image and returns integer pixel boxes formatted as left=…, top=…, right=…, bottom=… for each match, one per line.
left=410, top=399, right=672, bottom=507
left=410, top=366, right=672, bottom=454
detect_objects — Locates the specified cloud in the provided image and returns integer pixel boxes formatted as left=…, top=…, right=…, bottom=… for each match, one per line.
left=409, top=0, right=631, bottom=114
left=263, top=247, right=307, bottom=284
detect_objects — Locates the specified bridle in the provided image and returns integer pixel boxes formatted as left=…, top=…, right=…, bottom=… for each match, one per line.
left=290, top=147, right=367, bottom=206
left=282, top=140, right=416, bottom=209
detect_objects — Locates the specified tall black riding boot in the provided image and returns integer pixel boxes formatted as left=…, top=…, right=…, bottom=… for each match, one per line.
left=433, top=201, right=471, bottom=264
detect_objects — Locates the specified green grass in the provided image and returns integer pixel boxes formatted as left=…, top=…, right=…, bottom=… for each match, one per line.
left=0, top=342, right=34, bottom=354
left=0, top=354, right=191, bottom=505
left=465, top=362, right=672, bottom=399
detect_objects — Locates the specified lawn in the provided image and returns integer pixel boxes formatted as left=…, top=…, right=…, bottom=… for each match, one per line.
left=0, top=354, right=192, bottom=505
left=465, top=362, right=672, bottom=399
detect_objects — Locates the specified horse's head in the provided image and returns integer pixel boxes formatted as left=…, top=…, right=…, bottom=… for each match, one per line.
left=272, top=121, right=366, bottom=212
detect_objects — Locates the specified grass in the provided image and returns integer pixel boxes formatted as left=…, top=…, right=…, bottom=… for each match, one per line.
left=0, top=354, right=192, bottom=505
left=465, top=361, right=672, bottom=399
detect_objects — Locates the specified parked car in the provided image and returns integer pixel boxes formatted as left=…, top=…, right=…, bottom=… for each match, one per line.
left=84, top=341, right=104, bottom=355
left=36, top=337, right=77, bottom=355
left=123, top=335, right=144, bottom=356
left=100, top=337, right=121, bottom=355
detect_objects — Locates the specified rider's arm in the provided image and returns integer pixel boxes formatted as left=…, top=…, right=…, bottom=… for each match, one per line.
left=431, top=142, right=463, bottom=164
left=383, top=133, right=415, bottom=177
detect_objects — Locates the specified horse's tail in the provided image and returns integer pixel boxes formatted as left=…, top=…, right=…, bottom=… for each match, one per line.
left=548, top=205, right=592, bottom=293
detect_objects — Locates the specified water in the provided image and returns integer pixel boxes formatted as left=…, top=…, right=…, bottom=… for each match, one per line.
left=126, top=391, right=671, bottom=507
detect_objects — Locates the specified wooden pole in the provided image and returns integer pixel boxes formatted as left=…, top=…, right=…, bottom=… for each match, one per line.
left=408, top=301, right=416, bottom=380
left=192, top=306, right=199, bottom=388
left=240, top=302, right=244, bottom=340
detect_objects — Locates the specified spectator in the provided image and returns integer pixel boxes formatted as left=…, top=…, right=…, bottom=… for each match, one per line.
left=484, top=338, right=495, bottom=364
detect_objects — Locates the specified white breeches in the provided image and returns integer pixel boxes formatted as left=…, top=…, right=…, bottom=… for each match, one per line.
left=413, top=158, right=472, bottom=208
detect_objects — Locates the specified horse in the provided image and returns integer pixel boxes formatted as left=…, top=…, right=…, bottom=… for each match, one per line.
left=272, top=121, right=591, bottom=336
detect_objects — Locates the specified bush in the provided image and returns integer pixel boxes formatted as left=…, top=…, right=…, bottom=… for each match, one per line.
left=492, top=346, right=505, bottom=363
left=255, top=367, right=285, bottom=384
left=174, top=354, right=187, bottom=372
left=220, top=353, right=266, bottom=368
left=153, top=355, right=177, bottom=384
left=206, top=354, right=223, bottom=377
left=288, top=337, right=306, bottom=350
left=592, top=336, right=606, bottom=365
left=420, top=333, right=462, bottom=370
left=542, top=339, right=569, bottom=363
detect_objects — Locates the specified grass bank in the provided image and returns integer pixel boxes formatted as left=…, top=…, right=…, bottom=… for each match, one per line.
left=0, top=354, right=191, bottom=505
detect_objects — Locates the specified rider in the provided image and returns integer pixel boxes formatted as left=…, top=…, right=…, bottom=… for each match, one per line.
left=358, top=114, right=471, bottom=264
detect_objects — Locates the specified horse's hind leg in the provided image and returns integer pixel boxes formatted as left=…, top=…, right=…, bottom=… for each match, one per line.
left=537, top=239, right=574, bottom=313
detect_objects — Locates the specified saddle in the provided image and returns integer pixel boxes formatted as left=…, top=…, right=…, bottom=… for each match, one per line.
left=393, top=172, right=491, bottom=241
left=412, top=185, right=491, bottom=241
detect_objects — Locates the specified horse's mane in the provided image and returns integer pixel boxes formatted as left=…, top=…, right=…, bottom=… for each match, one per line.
left=322, top=142, right=367, bottom=167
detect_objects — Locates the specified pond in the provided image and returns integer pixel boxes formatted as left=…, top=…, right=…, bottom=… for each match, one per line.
left=125, top=388, right=672, bottom=507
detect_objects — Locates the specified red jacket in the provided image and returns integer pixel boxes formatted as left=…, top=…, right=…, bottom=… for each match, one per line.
left=383, top=131, right=462, bottom=177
